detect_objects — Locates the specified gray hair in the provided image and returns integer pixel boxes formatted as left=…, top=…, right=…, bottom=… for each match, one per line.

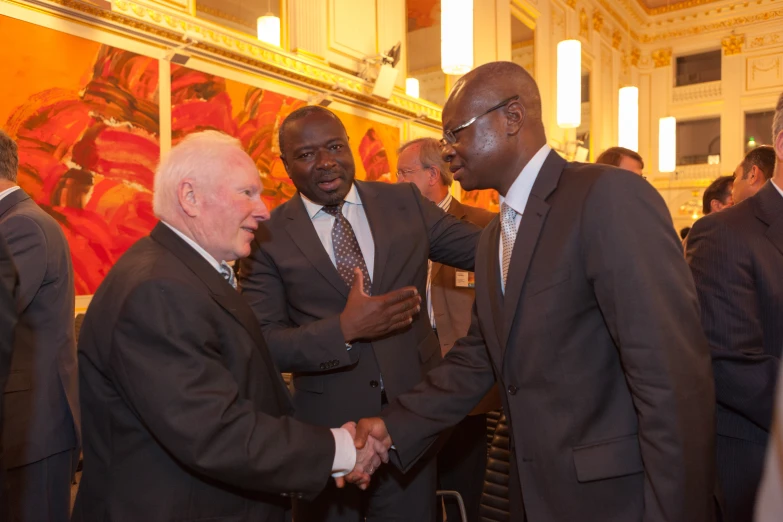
left=0, top=130, right=18, bottom=183
left=153, top=131, right=254, bottom=221
left=397, top=137, right=453, bottom=187
left=773, top=91, right=783, bottom=144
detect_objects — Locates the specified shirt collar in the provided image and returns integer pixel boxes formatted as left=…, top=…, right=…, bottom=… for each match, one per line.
left=301, top=182, right=362, bottom=220
left=772, top=179, right=783, bottom=200
left=0, top=186, right=21, bottom=202
left=437, top=192, right=453, bottom=211
left=161, top=221, right=223, bottom=273
left=499, top=144, right=551, bottom=215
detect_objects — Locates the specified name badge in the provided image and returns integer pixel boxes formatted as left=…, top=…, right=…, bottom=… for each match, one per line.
left=455, top=270, right=475, bottom=288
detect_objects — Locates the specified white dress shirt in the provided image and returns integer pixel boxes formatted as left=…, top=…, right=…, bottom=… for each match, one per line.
left=427, top=193, right=453, bottom=328
left=300, top=183, right=375, bottom=280
left=0, top=185, right=21, bottom=202
left=498, top=144, right=551, bottom=293
left=772, top=179, right=783, bottom=200
left=162, top=221, right=357, bottom=475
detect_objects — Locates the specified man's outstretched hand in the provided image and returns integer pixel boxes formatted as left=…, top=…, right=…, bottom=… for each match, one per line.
left=334, top=421, right=390, bottom=490
left=355, top=417, right=392, bottom=452
left=339, top=268, right=421, bottom=343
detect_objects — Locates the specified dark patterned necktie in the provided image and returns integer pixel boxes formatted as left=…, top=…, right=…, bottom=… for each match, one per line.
left=321, top=202, right=372, bottom=295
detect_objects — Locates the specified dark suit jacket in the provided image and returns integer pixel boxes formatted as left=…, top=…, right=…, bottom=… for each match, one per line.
left=383, top=152, right=717, bottom=522
left=0, top=189, right=79, bottom=469
left=238, top=181, right=481, bottom=428
left=72, top=223, right=335, bottom=522
left=430, top=199, right=499, bottom=415
left=686, top=181, right=783, bottom=444
left=0, top=234, right=18, bottom=522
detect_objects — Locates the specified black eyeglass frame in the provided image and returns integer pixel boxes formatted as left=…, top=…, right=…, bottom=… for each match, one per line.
left=439, top=95, right=521, bottom=147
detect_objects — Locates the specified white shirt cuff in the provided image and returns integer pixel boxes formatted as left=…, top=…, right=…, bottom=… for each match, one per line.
left=330, top=427, right=356, bottom=477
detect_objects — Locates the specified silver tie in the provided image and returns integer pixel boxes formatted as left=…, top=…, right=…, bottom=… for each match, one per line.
left=500, top=203, right=518, bottom=287
left=220, top=262, right=237, bottom=290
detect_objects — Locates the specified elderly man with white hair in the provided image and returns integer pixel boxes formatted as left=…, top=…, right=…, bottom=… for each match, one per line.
left=72, top=131, right=387, bottom=522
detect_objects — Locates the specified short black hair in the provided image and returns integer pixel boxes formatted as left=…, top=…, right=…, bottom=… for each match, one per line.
left=679, top=227, right=691, bottom=240
left=740, top=145, right=775, bottom=181
left=278, top=106, right=348, bottom=155
left=702, top=175, right=734, bottom=215
left=0, top=130, right=18, bottom=183
left=595, top=147, right=644, bottom=170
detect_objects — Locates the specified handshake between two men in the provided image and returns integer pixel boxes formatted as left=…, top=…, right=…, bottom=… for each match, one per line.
left=332, top=268, right=421, bottom=490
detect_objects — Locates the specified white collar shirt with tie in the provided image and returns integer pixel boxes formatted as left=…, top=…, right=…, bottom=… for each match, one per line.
left=498, top=144, right=551, bottom=293
left=161, top=221, right=236, bottom=289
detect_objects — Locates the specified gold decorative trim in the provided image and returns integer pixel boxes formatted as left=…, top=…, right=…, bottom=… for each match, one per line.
left=635, top=0, right=721, bottom=16
left=721, top=33, right=745, bottom=56
left=579, top=8, right=589, bottom=38
left=592, top=10, right=604, bottom=33
left=195, top=4, right=254, bottom=30
left=652, top=48, right=672, bottom=68
left=565, top=0, right=576, bottom=9
left=635, top=9, right=783, bottom=44
left=22, top=0, right=441, bottom=123
left=749, top=31, right=783, bottom=49
left=612, top=30, right=622, bottom=49
left=294, top=48, right=327, bottom=63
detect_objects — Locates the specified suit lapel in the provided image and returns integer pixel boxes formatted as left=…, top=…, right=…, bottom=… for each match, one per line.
left=482, top=219, right=505, bottom=353
left=753, top=181, right=783, bottom=258
left=354, top=181, right=390, bottom=295
left=151, top=223, right=293, bottom=411
left=0, top=189, right=30, bottom=218
left=501, top=150, right=565, bottom=353
left=283, top=194, right=349, bottom=299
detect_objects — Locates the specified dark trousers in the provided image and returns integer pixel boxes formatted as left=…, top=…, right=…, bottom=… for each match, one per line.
left=293, top=455, right=437, bottom=522
left=437, top=414, right=488, bottom=522
left=4, top=448, right=75, bottom=522
left=716, top=434, right=767, bottom=522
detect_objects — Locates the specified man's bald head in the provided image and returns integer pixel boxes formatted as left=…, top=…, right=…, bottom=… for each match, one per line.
left=447, top=62, right=543, bottom=127
left=440, top=61, right=547, bottom=196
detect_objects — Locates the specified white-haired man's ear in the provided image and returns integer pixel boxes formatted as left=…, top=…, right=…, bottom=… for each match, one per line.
left=179, top=180, right=200, bottom=217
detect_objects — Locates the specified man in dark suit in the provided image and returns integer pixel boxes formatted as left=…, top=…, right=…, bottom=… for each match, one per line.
left=73, top=131, right=390, bottom=522
left=0, top=130, right=79, bottom=522
left=687, top=92, right=783, bottom=522
left=732, top=145, right=776, bottom=204
left=396, top=136, right=497, bottom=522
left=238, top=106, right=482, bottom=522
left=356, top=61, right=717, bottom=522
left=0, top=234, right=18, bottom=522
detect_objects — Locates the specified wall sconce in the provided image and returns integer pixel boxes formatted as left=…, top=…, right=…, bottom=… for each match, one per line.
left=441, top=0, right=473, bottom=75
left=618, top=86, right=639, bottom=152
left=257, top=0, right=281, bottom=47
left=557, top=40, right=581, bottom=129
left=659, top=116, right=677, bottom=173
left=406, top=78, right=420, bottom=98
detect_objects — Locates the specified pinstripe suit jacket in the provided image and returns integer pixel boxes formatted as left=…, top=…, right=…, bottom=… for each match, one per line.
left=686, top=181, right=783, bottom=444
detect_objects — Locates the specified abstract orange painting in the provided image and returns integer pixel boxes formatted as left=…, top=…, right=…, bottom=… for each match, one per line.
left=0, top=16, right=161, bottom=295
left=170, top=66, right=401, bottom=211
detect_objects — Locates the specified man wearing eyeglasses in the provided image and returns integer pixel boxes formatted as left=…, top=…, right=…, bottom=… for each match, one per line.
left=396, top=137, right=498, bottom=522
left=238, top=106, right=483, bottom=522
left=356, top=61, right=717, bottom=522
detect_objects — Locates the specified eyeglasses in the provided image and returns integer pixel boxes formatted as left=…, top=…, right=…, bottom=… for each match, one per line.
left=440, top=95, right=520, bottom=147
left=396, top=166, right=430, bottom=180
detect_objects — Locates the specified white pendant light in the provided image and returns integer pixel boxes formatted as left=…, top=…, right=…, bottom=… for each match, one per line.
left=557, top=40, right=581, bottom=129
left=618, top=86, right=639, bottom=152
left=257, top=0, right=280, bottom=47
left=406, top=78, right=420, bottom=98
left=659, top=116, right=677, bottom=173
left=441, top=0, right=473, bottom=75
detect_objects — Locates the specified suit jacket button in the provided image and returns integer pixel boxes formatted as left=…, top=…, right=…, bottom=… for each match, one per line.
left=320, top=363, right=326, bottom=370
left=370, top=380, right=379, bottom=388
left=332, top=360, right=339, bottom=366
left=507, top=385, right=518, bottom=395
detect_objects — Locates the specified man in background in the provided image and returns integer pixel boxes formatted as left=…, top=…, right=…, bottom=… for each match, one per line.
left=73, top=131, right=387, bottom=522
left=0, top=130, right=79, bottom=522
left=595, top=146, right=645, bottom=176
left=703, top=176, right=735, bottom=215
left=396, top=137, right=497, bottom=522
left=687, top=93, right=783, bottom=522
left=733, top=145, right=776, bottom=204
left=0, top=235, right=18, bottom=522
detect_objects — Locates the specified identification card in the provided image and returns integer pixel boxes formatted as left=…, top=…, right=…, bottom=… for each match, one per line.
left=455, top=270, right=475, bottom=288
